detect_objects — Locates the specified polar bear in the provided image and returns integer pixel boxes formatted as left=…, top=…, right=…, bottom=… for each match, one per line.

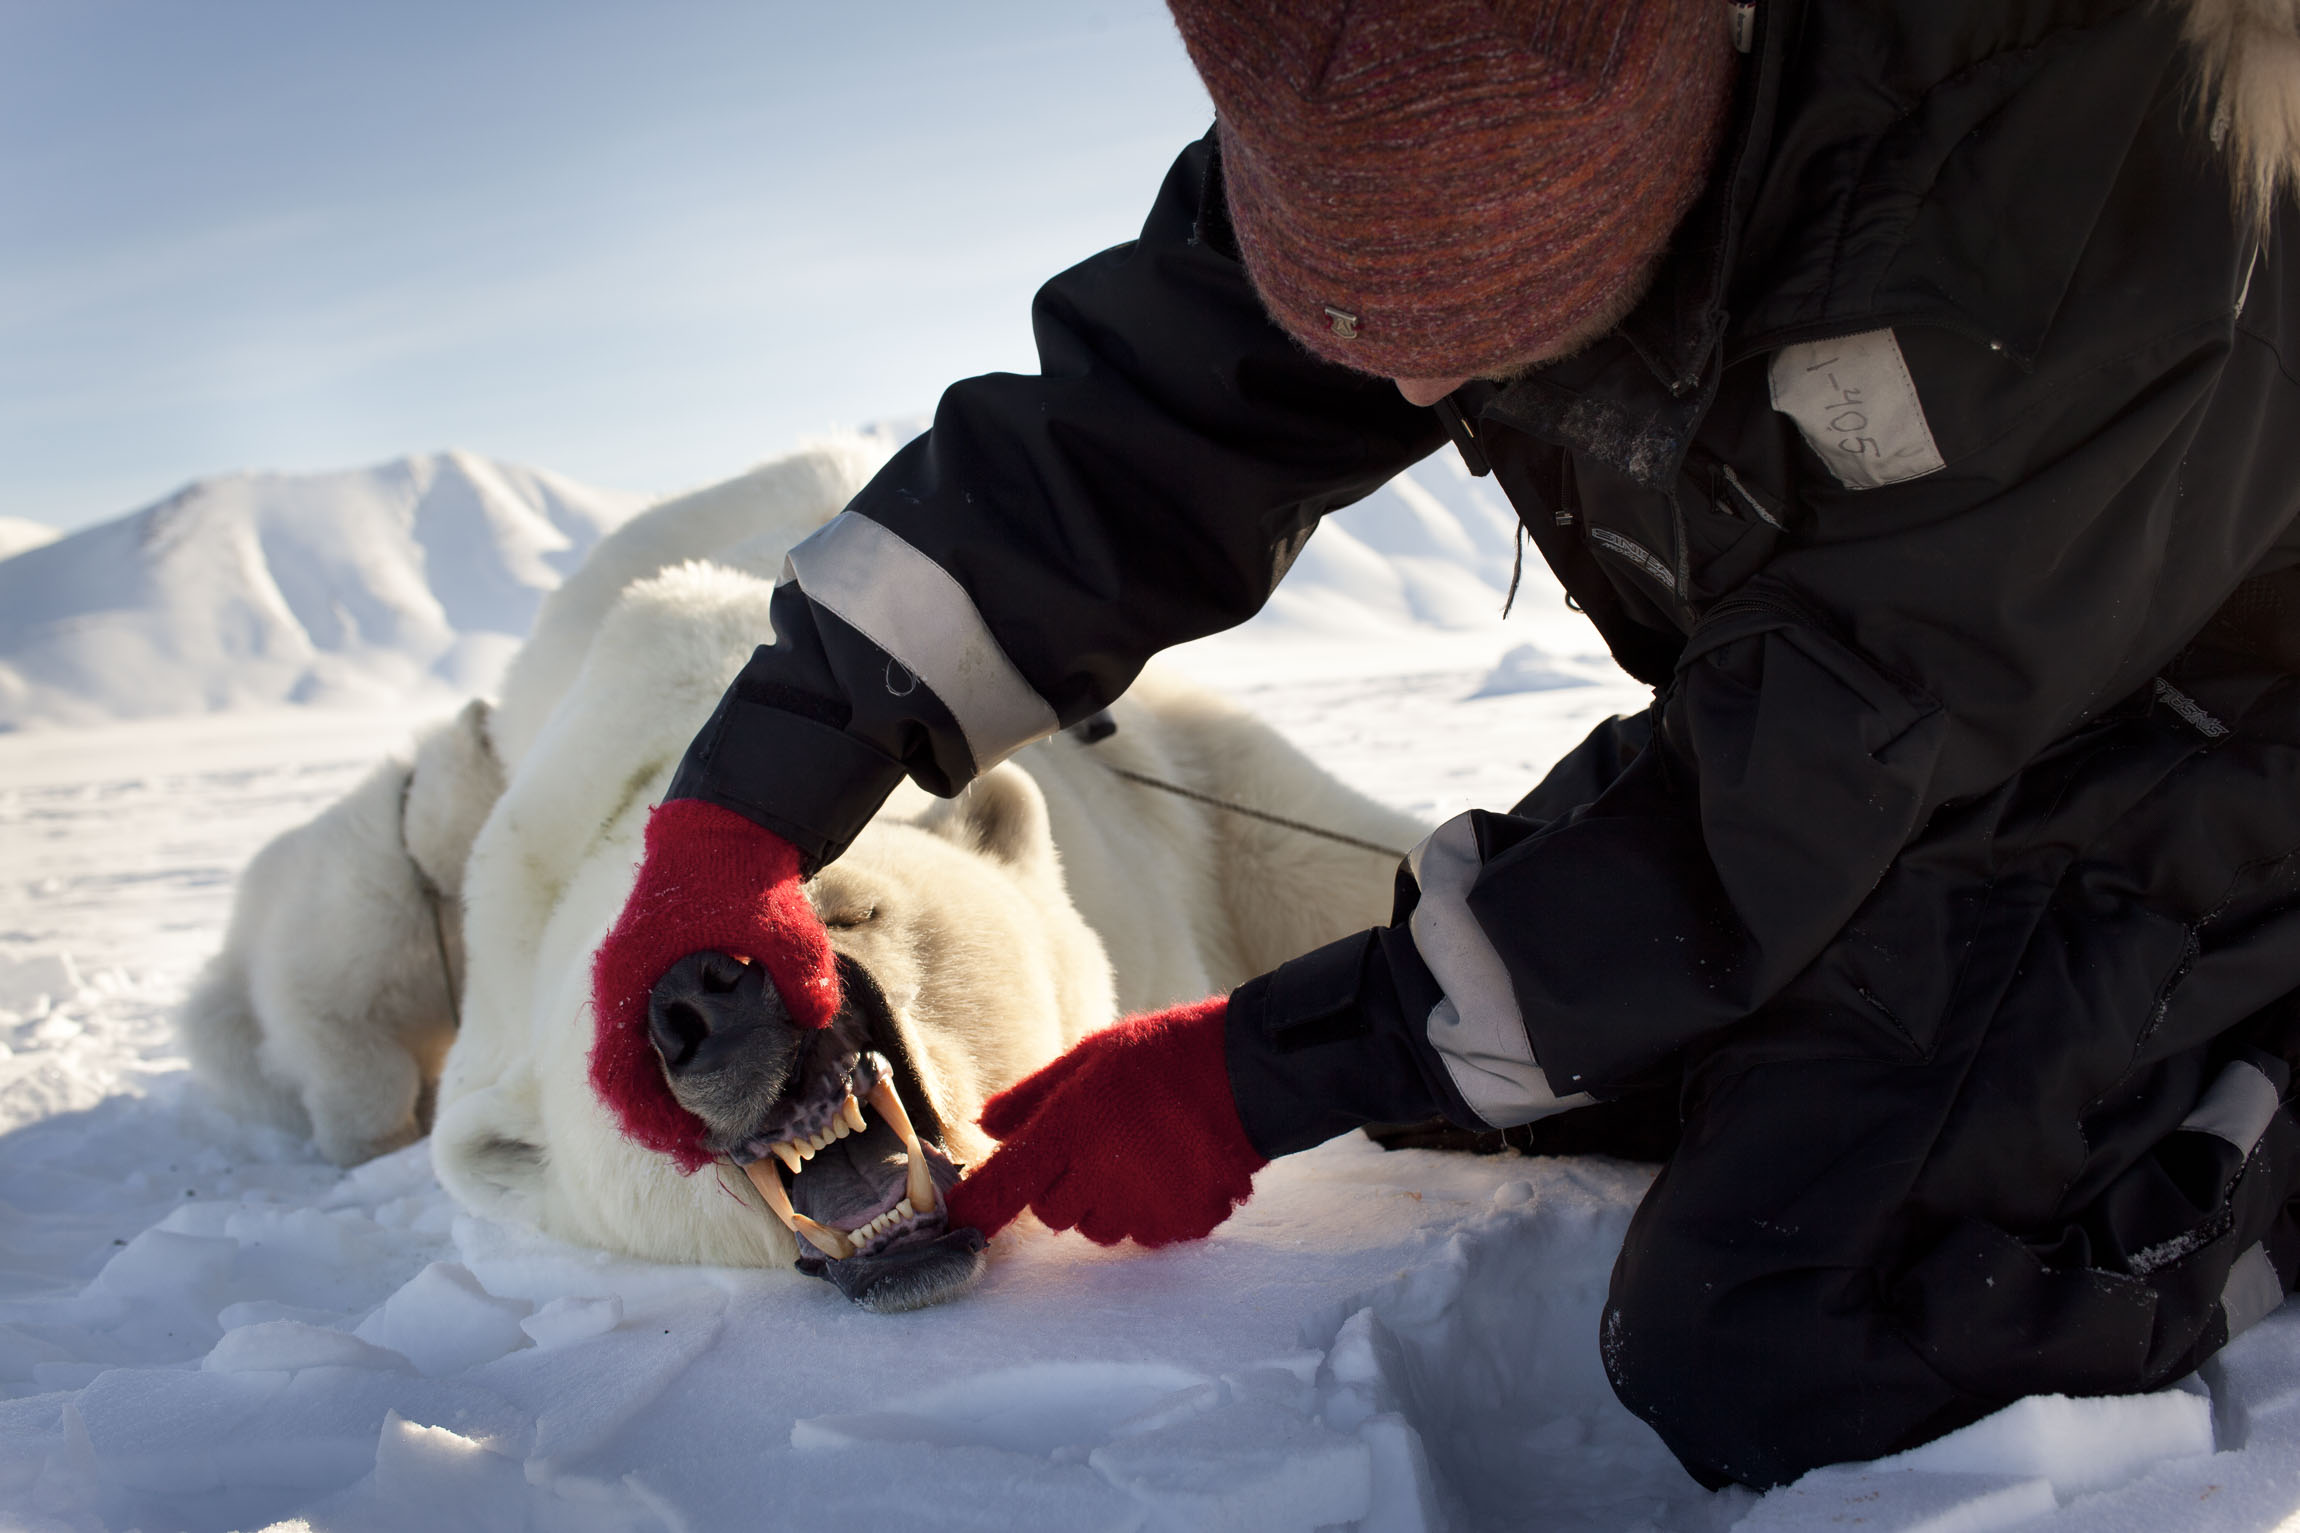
left=182, top=441, right=1426, bottom=1311
left=178, top=696, right=503, bottom=1166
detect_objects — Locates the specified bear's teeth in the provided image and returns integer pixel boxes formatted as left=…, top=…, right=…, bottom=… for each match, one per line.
left=855, top=1196, right=918, bottom=1247
left=793, top=1213, right=852, bottom=1260
left=771, top=1142, right=803, bottom=1175
left=868, top=1075, right=938, bottom=1215
left=739, top=1159, right=855, bottom=1260
left=841, top=1094, right=867, bottom=1132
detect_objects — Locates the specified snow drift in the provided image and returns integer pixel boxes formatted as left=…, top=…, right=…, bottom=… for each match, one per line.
left=0, top=453, right=647, bottom=731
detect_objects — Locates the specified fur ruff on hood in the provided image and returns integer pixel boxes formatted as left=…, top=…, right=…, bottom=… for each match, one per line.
left=2179, top=0, right=2300, bottom=219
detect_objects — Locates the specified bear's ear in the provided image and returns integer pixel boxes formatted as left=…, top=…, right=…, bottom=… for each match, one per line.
left=431, top=1079, right=548, bottom=1223
left=927, top=764, right=1055, bottom=876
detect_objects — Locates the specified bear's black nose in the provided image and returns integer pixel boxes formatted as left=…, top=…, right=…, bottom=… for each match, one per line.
left=647, top=950, right=794, bottom=1079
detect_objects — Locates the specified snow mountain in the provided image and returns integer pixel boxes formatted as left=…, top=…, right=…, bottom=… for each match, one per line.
left=0, top=518, right=59, bottom=562
left=0, top=435, right=1604, bottom=731
left=0, top=453, right=648, bottom=730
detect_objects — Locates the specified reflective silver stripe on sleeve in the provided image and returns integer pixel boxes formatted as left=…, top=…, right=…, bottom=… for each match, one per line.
left=1406, top=812, right=1593, bottom=1128
left=783, top=512, right=1061, bottom=773
left=2181, top=1060, right=2281, bottom=1156
left=2221, top=1242, right=2285, bottom=1340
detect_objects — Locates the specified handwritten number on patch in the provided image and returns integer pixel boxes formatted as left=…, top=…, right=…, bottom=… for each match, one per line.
left=1803, top=357, right=1882, bottom=459
left=1770, top=330, right=1945, bottom=489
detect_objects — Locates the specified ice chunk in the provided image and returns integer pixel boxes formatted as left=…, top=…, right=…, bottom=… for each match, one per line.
left=218, top=1300, right=363, bottom=1331
left=1883, top=1389, right=2214, bottom=1500
left=369, top=1411, right=526, bottom=1531
left=1735, top=1469, right=2057, bottom=1533
left=2205, top=1302, right=2300, bottom=1442
left=353, top=1262, right=531, bottom=1377
left=88, top=1227, right=238, bottom=1305
left=792, top=1361, right=1216, bottom=1456
left=1087, top=1396, right=1372, bottom=1533
left=1358, top=1411, right=1445, bottom=1533
left=474, top=1296, right=720, bottom=1475
left=0, top=950, right=80, bottom=1010
left=518, top=1294, right=623, bottom=1349
left=204, top=1321, right=412, bottom=1375
left=73, top=1360, right=530, bottom=1507
left=766, top=1442, right=1145, bottom=1533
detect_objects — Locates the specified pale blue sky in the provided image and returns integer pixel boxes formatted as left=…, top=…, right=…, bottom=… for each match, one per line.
left=0, top=2, right=1213, bottom=529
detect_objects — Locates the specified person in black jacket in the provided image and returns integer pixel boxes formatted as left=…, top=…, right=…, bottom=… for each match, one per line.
left=586, top=0, right=2300, bottom=1489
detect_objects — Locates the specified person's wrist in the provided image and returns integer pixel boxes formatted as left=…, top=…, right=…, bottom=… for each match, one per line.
left=1224, top=926, right=1466, bottom=1158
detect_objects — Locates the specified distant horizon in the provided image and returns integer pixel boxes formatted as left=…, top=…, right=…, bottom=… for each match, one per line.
left=1, top=2, right=1211, bottom=531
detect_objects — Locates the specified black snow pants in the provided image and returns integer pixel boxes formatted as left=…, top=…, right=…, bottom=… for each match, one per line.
left=1552, top=644, right=2300, bottom=1489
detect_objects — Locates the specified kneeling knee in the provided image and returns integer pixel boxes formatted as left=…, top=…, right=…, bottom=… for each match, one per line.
left=1602, top=1235, right=1935, bottom=1489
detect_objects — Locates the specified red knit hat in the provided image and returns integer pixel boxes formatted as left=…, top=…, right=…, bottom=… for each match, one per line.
left=1169, top=0, right=1737, bottom=379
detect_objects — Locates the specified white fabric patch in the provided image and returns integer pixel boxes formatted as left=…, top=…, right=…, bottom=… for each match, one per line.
left=2181, top=1060, right=2281, bottom=1154
left=1769, top=328, right=1947, bottom=490
left=2222, top=1242, right=2286, bottom=1340
left=1406, top=814, right=1593, bottom=1128
left=784, top=512, right=1059, bottom=774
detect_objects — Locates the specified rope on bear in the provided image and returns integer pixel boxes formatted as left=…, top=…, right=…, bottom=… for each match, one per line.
left=1067, top=708, right=1407, bottom=859
left=1092, top=759, right=1408, bottom=860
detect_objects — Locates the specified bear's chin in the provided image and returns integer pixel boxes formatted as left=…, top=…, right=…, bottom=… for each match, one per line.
left=797, top=1225, right=990, bottom=1313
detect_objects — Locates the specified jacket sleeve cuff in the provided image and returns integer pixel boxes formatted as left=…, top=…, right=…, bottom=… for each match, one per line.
left=1224, top=925, right=1483, bottom=1160
left=665, top=694, right=908, bottom=871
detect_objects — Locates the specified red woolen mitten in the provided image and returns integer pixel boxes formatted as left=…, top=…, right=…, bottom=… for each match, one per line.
left=588, top=798, right=840, bottom=1171
left=945, top=995, right=1269, bottom=1246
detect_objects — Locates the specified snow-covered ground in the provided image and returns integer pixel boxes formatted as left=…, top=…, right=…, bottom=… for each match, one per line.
left=1, top=468, right=2297, bottom=1533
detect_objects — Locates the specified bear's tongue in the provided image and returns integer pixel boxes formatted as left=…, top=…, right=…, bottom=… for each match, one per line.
left=737, top=1057, right=942, bottom=1262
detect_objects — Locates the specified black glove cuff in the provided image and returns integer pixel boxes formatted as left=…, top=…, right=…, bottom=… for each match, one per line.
left=1225, top=926, right=1483, bottom=1160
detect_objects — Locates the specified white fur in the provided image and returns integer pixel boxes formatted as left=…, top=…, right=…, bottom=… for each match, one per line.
left=2181, top=0, right=2300, bottom=219
left=187, top=441, right=1423, bottom=1270
left=178, top=698, right=503, bottom=1165
left=487, top=438, right=895, bottom=773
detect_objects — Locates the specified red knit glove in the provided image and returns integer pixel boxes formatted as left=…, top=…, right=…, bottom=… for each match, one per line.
left=588, top=798, right=840, bottom=1171
left=945, top=995, right=1268, bottom=1246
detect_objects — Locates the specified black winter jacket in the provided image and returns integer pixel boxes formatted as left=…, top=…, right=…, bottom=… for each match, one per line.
left=668, top=0, right=2300, bottom=1157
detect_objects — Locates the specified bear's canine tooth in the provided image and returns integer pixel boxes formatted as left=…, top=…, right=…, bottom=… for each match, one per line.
left=794, top=1213, right=852, bottom=1260
left=771, top=1142, right=803, bottom=1175
left=867, top=1075, right=938, bottom=1215
left=738, top=1160, right=855, bottom=1258
left=841, top=1094, right=867, bottom=1132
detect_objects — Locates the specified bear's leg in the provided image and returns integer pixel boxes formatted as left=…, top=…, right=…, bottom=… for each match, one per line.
left=256, top=976, right=445, bottom=1166
left=178, top=952, right=314, bottom=1138
left=282, top=1028, right=430, bottom=1166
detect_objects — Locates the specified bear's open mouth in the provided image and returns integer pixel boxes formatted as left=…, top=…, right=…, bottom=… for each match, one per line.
left=649, top=952, right=987, bottom=1310
left=726, top=1049, right=963, bottom=1264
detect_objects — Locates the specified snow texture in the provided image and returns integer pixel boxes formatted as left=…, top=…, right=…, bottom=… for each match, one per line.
left=0, top=519, right=60, bottom=563
left=0, top=452, right=2293, bottom=1531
